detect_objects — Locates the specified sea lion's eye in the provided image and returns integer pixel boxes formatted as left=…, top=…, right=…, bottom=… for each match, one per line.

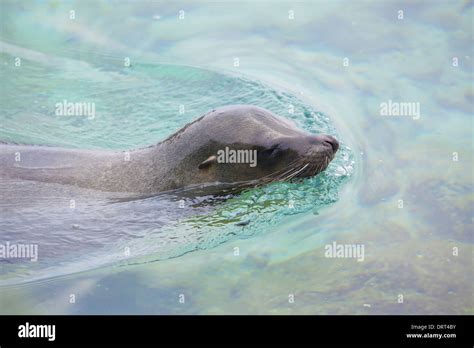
left=259, top=145, right=280, bottom=159
left=198, top=155, right=217, bottom=169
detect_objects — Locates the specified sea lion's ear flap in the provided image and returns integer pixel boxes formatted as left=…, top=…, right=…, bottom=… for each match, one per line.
left=198, top=155, right=217, bottom=170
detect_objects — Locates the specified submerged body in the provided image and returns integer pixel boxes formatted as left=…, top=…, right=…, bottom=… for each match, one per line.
left=0, top=105, right=339, bottom=193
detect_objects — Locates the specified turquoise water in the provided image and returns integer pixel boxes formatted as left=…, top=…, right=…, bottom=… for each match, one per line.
left=0, top=0, right=472, bottom=314
left=0, top=60, right=353, bottom=285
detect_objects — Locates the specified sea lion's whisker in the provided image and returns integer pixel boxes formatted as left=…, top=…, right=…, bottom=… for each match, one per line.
left=283, top=163, right=310, bottom=180
left=273, top=161, right=307, bottom=182
left=273, top=165, right=304, bottom=180
left=274, top=161, right=308, bottom=180
left=257, top=158, right=306, bottom=182
left=277, top=164, right=304, bottom=180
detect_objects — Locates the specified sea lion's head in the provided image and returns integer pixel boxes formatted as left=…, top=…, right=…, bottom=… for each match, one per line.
left=162, top=105, right=339, bottom=191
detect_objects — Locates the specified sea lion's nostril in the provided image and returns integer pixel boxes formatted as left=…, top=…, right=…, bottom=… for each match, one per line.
left=327, top=137, right=339, bottom=153
left=318, top=134, right=339, bottom=153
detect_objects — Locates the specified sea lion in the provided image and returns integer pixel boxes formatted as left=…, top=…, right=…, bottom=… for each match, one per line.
left=0, top=105, right=339, bottom=194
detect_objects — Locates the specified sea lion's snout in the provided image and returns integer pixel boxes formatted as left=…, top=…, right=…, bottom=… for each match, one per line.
left=284, top=133, right=338, bottom=179
left=308, top=134, right=339, bottom=154
left=318, top=134, right=339, bottom=153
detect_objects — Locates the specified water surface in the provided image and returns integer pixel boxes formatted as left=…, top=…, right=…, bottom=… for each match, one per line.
left=0, top=0, right=472, bottom=314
